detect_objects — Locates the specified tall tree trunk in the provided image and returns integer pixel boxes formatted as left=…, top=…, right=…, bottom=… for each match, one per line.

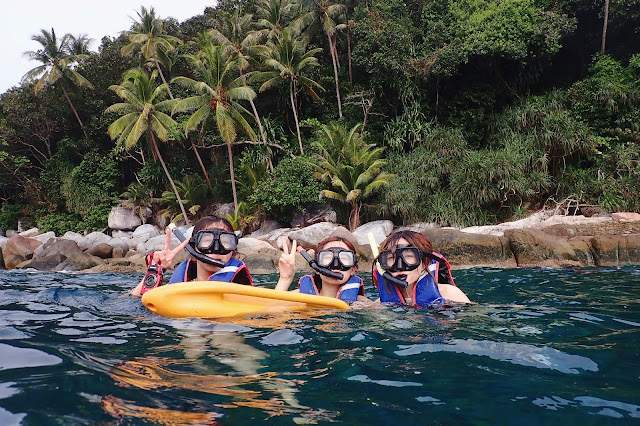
left=328, top=34, right=343, bottom=118
left=290, top=81, right=304, bottom=155
left=241, top=71, right=274, bottom=172
left=150, top=132, right=190, bottom=225
left=601, top=0, right=610, bottom=53
left=347, top=22, right=353, bottom=85
left=155, top=58, right=174, bottom=100
left=195, top=132, right=213, bottom=191
left=61, top=84, right=88, bottom=139
left=350, top=200, right=360, bottom=231
left=157, top=58, right=213, bottom=188
left=227, top=141, right=238, bottom=210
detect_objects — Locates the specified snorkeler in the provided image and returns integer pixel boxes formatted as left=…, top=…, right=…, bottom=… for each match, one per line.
left=374, top=230, right=470, bottom=307
left=275, top=235, right=368, bottom=303
left=131, top=215, right=253, bottom=297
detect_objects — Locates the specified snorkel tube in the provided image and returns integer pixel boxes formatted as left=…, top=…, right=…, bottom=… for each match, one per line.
left=168, top=223, right=226, bottom=268
left=299, top=248, right=344, bottom=280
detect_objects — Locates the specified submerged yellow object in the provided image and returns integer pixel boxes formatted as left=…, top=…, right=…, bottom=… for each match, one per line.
left=141, top=281, right=350, bottom=319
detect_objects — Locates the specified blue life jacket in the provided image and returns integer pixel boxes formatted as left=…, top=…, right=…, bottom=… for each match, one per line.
left=169, top=257, right=253, bottom=285
left=373, top=256, right=447, bottom=308
left=298, top=274, right=364, bottom=302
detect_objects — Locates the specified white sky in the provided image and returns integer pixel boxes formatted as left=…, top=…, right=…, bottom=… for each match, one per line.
left=1, top=1, right=217, bottom=94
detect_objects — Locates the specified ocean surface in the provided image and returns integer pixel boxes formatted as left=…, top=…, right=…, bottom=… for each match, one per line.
left=0, top=266, right=639, bottom=425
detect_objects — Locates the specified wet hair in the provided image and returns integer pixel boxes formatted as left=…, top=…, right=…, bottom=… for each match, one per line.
left=380, top=230, right=433, bottom=266
left=193, top=215, right=234, bottom=234
left=316, top=235, right=358, bottom=253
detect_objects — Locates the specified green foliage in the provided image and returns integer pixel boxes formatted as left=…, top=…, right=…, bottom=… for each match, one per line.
left=0, top=203, right=23, bottom=230
left=311, top=122, right=395, bottom=230
left=224, top=201, right=258, bottom=233
left=249, top=157, right=324, bottom=222
left=160, top=174, right=209, bottom=222
left=38, top=212, right=82, bottom=235
left=62, top=151, right=120, bottom=216
left=567, top=54, right=640, bottom=133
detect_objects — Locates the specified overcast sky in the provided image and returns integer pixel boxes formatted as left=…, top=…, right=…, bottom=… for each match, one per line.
left=1, top=1, right=216, bottom=94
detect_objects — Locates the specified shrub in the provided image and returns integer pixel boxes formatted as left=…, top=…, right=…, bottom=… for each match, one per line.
left=249, top=157, right=324, bottom=222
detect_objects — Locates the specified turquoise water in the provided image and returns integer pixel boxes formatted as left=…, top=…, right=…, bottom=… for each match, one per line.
left=0, top=267, right=639, bottom=425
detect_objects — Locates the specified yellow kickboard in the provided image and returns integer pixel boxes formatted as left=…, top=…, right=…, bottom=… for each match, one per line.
left=141, top=281, right=350, bottom=319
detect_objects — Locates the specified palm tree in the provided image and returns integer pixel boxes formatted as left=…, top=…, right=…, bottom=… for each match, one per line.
left=121, top=6, right=182, bottom=98
left=209, top=10, right=274, bottom=171
left=255, top=0, right=301, bottom=40
left=251, top=29, right=324, bottom=155
left=105, top=68, right=190, bottom=224
left=296, top=0, right=347, bottom=117
left=171, top=43, right=257, bottom=210
left=312, top=123, right=395, bottom=231
left=22, top=28, right=94, bottom=139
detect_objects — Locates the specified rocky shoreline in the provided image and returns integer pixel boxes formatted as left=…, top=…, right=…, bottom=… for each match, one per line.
left=1, top=208, right=639, bottom=277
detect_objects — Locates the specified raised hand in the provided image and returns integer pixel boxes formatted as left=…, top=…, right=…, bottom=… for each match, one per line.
left=275, top=236, right=298, bottom=291
left=150, top=227, right=190, bottom=269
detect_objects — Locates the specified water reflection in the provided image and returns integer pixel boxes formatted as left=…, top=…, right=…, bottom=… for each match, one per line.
left=394, top=338, right=598, bottom=374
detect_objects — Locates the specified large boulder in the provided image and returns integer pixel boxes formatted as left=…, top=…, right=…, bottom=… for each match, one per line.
left=353, top=220, right=394, bottom=258
left=286, top=222, right=341, bottom=249
left=86, top=243, right=113, bottom=259
left=248, top=220, right=288, bottom=239
left=2, top=234, right=42, bottom=269
left=108, top=206, right=143, bottom=230
left=27, top=238, right=102, bottom=271
left=77, top=231, right=112, bottom=251
left=426, top=228, right=515, bottom=268
left=590, top=234, right=640, bottom=266
left=503, top=228, right=581, bottom=268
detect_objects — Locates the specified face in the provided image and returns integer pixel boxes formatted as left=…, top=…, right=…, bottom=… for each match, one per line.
left=317, top=240, right=357, bottom=286
left=386, top=237, right=425, bottom=286
left=198, top=224, right=235, bottom=272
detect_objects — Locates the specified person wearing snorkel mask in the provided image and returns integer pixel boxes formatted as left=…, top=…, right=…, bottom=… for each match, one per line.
left=131, top=215, right=253, bottom=296
left=275, top=235, right=368, bottom=303
left=374, top=230, right=470, bottom=307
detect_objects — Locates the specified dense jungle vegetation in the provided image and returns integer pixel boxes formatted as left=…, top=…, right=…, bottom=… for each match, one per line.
left=1, top=0, right=639, bottom=234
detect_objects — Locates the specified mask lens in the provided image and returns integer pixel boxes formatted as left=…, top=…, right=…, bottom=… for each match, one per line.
left=317, top=250, right=335, bottom=268
left=196, top=232, right=216, bottom=251
left=218, top=232, right=238, bottom=251
left=338, top=250, right=356, bottom=268
left=378, top=250, right=396, bottom=269
left=400, top=247, right=421, bottom=268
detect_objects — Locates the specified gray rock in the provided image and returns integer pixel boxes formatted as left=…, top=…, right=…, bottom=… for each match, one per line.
left=87, top=243, right=113, bottom=259
left=108, top=206, right=143, bottom=230
left=290, top=203, right=337, bottom=227
left=287, top=222, right=341, bottom=249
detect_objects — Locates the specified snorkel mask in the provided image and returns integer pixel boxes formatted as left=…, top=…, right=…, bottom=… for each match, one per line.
left=316, top=247, right=357, bottom=272
left=190, top=229, right=238, bottom=255
left=298, top=248, right=352, bottom=280
left=377, top=245, right=446, bottom=289
left=170, top=225, right=237, bottom=268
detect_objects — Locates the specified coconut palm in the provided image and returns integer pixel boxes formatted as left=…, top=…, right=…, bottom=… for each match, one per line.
left=121, top=6, right=183, bottom=98
left=255, top=0, right=301, bottom=40
left=296, top=0, right=347, bottom=117
left=209, top=10, right=274, bottom=171
left=251, top=29, right=324, bottom=155
left=22, top=28, right=94, bottom=139
left=312, top=123, right=395, bottom=231
left=171, top=43, right=257, bottom=210
left=105, top=68, right=190, bottom=224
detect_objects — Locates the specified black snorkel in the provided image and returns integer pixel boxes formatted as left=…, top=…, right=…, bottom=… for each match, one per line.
left=169, top=224, right=226, bottom=268
left=299, top=249, right=344, bottom=280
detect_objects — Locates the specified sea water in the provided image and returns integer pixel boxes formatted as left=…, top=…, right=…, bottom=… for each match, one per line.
left=0, top=267, right=639, bottom=425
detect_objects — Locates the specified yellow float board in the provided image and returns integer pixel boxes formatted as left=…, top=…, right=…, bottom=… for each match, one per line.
left=141, top=281, right=350, bottom=319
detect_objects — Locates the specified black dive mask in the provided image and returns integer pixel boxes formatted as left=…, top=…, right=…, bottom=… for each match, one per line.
left=378, top=244, right=424, bottom=273
left=190, top=229, right=238, bottom=255
left=316, top=248, right=357, bottom=272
